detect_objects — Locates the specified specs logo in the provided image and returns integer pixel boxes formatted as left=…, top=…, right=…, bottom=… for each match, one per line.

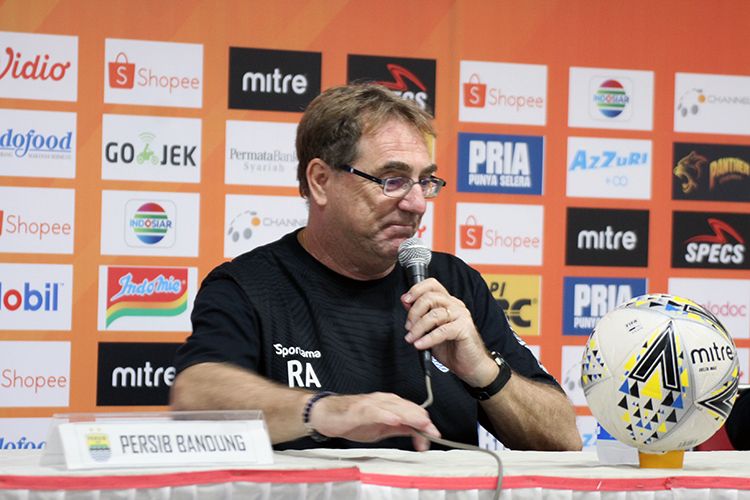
left=0, top=46, right=71, bottom=82
left=105, top=267, right=188, bottom=328
left=593, top=79, right=629, bottom=118
left=128, top=202, right=173, bottom=245
left=375, top=64, right=428, bottom=109
left=672, top=212, right=749, bottom=270
left=684, top=218, right=744, bottom=265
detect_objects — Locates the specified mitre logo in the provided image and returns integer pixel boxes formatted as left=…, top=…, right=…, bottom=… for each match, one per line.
left=228, top=47, right=321, bottom=112
left=672, top=211, right=749, bottom=270
left=565, top=207, right=649, bottom=267
left=347, top=55, right=436, bottom=115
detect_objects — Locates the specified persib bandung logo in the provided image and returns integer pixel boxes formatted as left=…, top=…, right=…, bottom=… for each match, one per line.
left=593, top=79, right=630, bottom=118
left=103, top=267, right=188, bottom=328
left=125, top=201, right=175, bottom=247
left=86, top=432, right=111, bottom=462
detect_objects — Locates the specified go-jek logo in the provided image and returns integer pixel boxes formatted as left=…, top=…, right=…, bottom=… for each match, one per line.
left=105, top=267, right=188, bottom=328
left=593, top=79, right=630, bottom=118
left=127, top=202, right=174, bottom=245
left=0, top=281, right=61, bottom=313
left=563, top=277, right=646, bottom=335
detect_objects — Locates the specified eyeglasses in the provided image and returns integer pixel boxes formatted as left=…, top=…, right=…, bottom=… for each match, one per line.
left=336, top=164, right=447, bottom=199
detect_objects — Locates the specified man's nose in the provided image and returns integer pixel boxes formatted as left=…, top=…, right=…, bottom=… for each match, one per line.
left=398, top=182, right=427, bottom=214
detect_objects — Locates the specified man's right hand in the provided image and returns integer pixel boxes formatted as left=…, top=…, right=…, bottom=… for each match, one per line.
left=307, top=392, right=441, bottom=451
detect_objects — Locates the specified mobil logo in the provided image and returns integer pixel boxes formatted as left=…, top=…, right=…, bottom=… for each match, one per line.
left=457, top=132, right=543, bottom=195
left=563, top=276, right=647, bottom=335
left=347, top=54, right=436, bottom=114
left=125, top=200, right=175, bottom=247
left=0, top=264, right=72, bottom=331
left=0, top=31, right=78, bottom=102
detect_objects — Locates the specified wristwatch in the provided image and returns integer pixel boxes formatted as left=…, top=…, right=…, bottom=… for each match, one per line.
left=462, top=352, right=512, bottom=401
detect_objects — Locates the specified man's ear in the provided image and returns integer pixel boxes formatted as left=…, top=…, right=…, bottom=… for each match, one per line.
left=306, top=159, right=331, bottom=206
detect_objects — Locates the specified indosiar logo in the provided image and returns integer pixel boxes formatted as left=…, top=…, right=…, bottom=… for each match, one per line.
left=592, top=79, right=630, bottom=118
left=563, top=277, right=647, bottom=335
left=457, top=132, right=543, bottom=195
left=482, top=274, right=540, bottom=336
left=125, top=200, right=175, bottom=247
left=672, top=211, right=749, bottom=270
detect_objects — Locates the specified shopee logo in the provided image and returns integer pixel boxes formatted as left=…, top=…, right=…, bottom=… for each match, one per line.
left=463, top=74, right=486, bottom=108
left=460, top=215, right=483, bottom=248
left=108, top=52, right=134, bottom=89
left=0, top=210, right=71, bottom=241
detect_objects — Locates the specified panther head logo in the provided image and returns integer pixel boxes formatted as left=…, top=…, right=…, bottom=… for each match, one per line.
left=673, top=151, right=706, bottom=194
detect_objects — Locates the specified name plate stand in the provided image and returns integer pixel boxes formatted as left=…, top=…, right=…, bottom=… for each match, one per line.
left=41, top=410, right=273, bottom=470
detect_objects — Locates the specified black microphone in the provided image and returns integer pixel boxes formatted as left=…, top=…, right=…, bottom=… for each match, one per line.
left=398, top=237, right=433, bottom=378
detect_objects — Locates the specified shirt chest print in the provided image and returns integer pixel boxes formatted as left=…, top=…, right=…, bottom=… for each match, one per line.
left=273, top=342, right=322, bottom=389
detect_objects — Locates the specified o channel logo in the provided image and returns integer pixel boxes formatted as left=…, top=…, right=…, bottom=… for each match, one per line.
left=563, top=277, right=646, bottom=335
left=125, top=201, right=175, bottom=247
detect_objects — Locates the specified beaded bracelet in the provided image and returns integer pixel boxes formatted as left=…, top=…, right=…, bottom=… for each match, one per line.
left=302, top=391, right=336, bottom=442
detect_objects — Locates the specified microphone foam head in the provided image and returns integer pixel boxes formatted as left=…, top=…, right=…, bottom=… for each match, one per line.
left=398, top=237, right=432, bottom=268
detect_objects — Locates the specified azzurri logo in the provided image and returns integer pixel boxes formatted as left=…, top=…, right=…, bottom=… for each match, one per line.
left=457, top=133, right=543, bottom=194
left=563, top=277, right=647, bottom=335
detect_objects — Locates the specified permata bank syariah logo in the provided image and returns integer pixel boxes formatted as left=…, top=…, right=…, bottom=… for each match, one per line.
left=566, top=137, right=652, bottom=200
left=459, top=60, right=547, bottom=126
left=224, top=194, right=308, bottom=258
left=675, top=73, right=750, bottom=135
left=0, top=109, right=76, bottom=179
left=457, top=132, right=544, bottom=195
left=669, top=277, right=750, bottom=340
left=562, top=276, right=647, bottom=336
left=0, top=31, right=78, bottom=102
left=100, top=190, right=199, bottom=257
left=568, top=67, right=653, bottom=131
left=102, top=114, right=201, bottom=184
left=482, top=274, right=541, bottom=336
left=347, top=54, right=436, bottom=115
left=672, top=212, right=749, bottom=270
left=0, top=186, right=74, bottom=255
left=225, top=120, right=298, bottom=187
left=104, top=39, right=203, bottom=108
left=455, top=203, right=543, bottom=266
left=98, top=266, right=197, bottom=331
left=0, top=263, right=72, bottom=331
left=0, top=341, right=70, bottom=408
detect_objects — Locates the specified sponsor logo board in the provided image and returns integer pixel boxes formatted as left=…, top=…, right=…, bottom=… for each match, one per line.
left=457, top=133, right=544, bottom=195
left=568, top=67, right=654, bottom=130
left=0, top=341, right=70, bottom=407
left=566, top=137, right=652, bottom=199
left=0, top=187, right=75, bottom=254
left=482, top=274, right=541, bottom=336
left=225, top=120, right=298, bottom=186
left=0, top=31, right=78, bottom=102
left=0, top=418, right=52, bottom=450
left=563, top=277, right=647, bottom=335
left=347, top=54, right=436, bottom=115
left=104, top=39, right=203, bottom=108
left=668, top=278, right=749, bottom=339
left=459, top=60, right=547, bottom=126
left=672, top=142, right=750, bottom=202
left=100, top=190, right=199, bottom=257
left=455, top=203, right=544, bottom=266
left=675, top=73, right=750, bottom=135
left=0, top=263, right=73, bottom=330
left=102, top=114, right=201, bottom=183
left=97, top=266, right=197, bottom=331
left=225, top=194, right=308, bottom=258
left=0, top=108, right=76, bottom=179
left=96, top=342, right=179, bottom=406
left=566, top=207, right=649, bottom=267
left=228, top=47, right=320, bottom=112
left=671, top=211, right=749, bottom=270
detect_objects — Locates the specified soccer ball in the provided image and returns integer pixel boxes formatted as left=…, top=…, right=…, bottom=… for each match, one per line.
left=581, top=293, right=739, bottom=452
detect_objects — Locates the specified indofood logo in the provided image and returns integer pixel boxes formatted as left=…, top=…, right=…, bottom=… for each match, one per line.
left=0, top=128, right=73, bottom=159
left=128, top=202, right=173, bottom=245
left=593, top=79, right=630, bottom=118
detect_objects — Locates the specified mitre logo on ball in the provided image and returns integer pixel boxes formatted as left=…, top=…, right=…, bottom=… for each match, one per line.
left=581, top=293, right=739, bottom=453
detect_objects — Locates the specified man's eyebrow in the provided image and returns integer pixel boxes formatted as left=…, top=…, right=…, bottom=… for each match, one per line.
left=374, top=162, right=438, bottom=177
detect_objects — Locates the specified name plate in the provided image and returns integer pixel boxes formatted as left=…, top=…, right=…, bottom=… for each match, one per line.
left=46, top=418, right=273, bottom=470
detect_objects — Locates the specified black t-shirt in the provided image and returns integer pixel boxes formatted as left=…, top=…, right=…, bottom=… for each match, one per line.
left=174, top=229, right=559, bottom=450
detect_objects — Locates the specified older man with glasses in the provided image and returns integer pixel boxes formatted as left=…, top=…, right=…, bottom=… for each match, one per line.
left=171, top=83, right=581, bottom=452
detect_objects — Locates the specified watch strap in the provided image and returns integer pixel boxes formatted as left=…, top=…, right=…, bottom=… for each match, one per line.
left=462, top=352, right=512, bottom=400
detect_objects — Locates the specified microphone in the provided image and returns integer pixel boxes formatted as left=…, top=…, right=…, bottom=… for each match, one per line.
left=398, top=237, right=433, bottom=378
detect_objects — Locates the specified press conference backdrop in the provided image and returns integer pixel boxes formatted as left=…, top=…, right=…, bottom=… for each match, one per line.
left=0, top=0, right=749, bottom=452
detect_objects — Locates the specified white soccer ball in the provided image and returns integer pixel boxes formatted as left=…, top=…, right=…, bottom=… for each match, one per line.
left=581, top=293, right=739, bottom=452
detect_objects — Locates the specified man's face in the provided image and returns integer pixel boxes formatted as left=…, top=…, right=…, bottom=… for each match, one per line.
left=327, top=118, right=434, bottom=263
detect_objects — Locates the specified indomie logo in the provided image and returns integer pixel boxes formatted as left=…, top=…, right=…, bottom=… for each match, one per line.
left=0, top=46, right=71, bottom=82
left=105, top=267, right=188, bottom=327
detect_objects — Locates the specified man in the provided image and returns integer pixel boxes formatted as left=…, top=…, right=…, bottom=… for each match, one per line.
left=171, top=84, right=582, bottom=452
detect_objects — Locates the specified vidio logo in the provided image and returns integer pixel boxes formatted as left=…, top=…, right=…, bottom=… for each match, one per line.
left=487, top=280, right=536, bottom=328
